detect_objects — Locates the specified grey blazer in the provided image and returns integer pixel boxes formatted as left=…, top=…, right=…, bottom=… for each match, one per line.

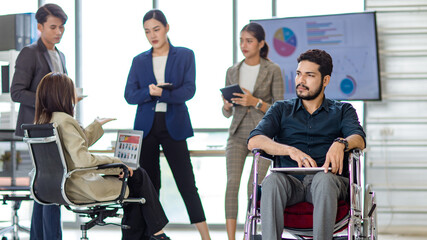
left=10, top=38, right=67, bottom=136
left=222, top=58, right=284, bottom=136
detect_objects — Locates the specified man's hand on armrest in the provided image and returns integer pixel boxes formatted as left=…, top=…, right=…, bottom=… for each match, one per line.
left=346, top=134, right=366, bottom=151
left=323, top=141, right=345, bottom=174
left=323, top=134, right=365, bottom=174
left=248, top=135, right=316, bottom=168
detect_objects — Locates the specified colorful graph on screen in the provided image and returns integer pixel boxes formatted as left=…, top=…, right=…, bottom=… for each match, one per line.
left=282, top=68, right=296, bottom=94
left=340, top=75, right=357, bottom=96
left=273, top=27, right=297, bottom=57
left=306, top=21, right=344, bottom=45
left=254, top=12, right=381, bottom=100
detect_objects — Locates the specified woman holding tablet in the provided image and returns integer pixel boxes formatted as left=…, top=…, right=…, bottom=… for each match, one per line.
left=124, top=9, right=211, bottom=240
left=222, top=22, right=284, bottom=240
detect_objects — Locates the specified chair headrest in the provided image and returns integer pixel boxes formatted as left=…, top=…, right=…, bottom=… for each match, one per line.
left=21, top=123, right=56, bottom=131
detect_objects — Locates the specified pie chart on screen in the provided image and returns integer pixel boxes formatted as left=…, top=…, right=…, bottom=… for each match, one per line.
left=273, top=27, right=297, bottom=57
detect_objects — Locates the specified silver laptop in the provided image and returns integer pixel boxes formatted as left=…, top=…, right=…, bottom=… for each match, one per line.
left=270, top=167, right=332, bottom=175
left=114, top=130, right=143, bottom=170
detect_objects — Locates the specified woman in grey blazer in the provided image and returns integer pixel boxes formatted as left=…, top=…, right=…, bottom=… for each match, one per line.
left=222, top=23, right=284, bottom=240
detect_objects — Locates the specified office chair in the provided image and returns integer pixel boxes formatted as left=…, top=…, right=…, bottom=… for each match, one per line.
left=22, top=123, right=145, bottom=240
left=0, top=186, right=31, bottom=240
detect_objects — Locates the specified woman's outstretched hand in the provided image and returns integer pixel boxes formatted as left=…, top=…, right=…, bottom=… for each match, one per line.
left=95, top=117, right=116, bottom=125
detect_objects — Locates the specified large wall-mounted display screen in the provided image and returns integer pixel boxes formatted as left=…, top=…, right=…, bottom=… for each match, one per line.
left=253, top=12, right=381, bottom=100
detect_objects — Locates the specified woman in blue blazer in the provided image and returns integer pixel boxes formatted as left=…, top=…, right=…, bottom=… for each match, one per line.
left=124, top=9, right=211, bottom=240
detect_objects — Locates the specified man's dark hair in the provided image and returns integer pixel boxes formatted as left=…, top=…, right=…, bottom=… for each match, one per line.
left=143, top=9, right=168, bottom=27
left=35, top=3, right=68, bottom=25
left=297, top=49, right=333, bottom=80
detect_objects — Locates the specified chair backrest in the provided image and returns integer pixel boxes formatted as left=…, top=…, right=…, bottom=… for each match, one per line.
left=22, top=123, right=72, bottom=206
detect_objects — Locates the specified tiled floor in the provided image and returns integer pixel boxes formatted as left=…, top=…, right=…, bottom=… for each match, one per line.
left=62, top=227, right=236, bottom=240
left=63, top=228, right=427, bottom=240
left=2, top=225, right=427, bottom=240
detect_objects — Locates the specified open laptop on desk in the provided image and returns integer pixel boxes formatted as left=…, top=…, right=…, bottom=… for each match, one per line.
left=114, top=130, right=143, bottom=170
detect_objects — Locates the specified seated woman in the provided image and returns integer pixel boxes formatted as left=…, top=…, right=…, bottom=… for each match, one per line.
left=34, top=72, right=170, bottom=240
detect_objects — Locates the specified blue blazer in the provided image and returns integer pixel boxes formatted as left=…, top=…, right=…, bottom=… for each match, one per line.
left=124, top=44, right=195, bottom=141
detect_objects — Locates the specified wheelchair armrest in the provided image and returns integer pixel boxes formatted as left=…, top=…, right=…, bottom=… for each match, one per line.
left=347, top=148, right=364, bottom=214
left=349, top=148, right=362, bottom=158
left=251, top=148, right=275, bottom=162
left=251, top=148, right=264, bottom=154
left=348, top=148, right=362, bottom=183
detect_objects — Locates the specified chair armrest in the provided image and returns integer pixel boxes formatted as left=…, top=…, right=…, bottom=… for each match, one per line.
left=67, top=163, right=130, bottom=204
left=21, top=123, right=56, bottom=131
left=96, top=163, right=129, bottom=203
left=96, top=163, right=127, bottom=170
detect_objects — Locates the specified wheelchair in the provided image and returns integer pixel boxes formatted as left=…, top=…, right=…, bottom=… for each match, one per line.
left=21, top=123, right=145, bottom=240
left=244, top=149, right=377, bottom=240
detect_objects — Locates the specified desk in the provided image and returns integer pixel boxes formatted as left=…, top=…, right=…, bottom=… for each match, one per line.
left=0, top=129, right=23, bottom=186
left=0, top=130, right=31, bottom=239
left=90, top=149, right=226, bottom=157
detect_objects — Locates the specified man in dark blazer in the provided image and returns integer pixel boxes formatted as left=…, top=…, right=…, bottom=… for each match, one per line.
left=11, top=4, right=67, bottom=137
left=10, top=4, right=68, bottom=240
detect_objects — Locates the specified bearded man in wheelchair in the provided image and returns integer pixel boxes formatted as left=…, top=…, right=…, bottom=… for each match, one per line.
left=247, top=49, right=366, bottom=240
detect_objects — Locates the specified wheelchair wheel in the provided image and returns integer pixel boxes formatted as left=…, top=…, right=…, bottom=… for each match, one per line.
left=364, top=184, right=378, bottom=240
left=244, top=194, right=262, bottom=240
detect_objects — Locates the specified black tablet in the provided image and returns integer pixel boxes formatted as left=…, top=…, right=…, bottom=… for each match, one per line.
left=220, top=84, right=244, bottom=104
left=157, top=83, right=173, bottom=90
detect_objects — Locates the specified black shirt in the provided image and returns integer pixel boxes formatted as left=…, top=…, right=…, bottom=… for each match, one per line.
left=248, top=97, right=366, bottom=172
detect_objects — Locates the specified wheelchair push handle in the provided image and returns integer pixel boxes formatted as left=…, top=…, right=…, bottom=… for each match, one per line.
left=251, top=148, right=264, bottom=154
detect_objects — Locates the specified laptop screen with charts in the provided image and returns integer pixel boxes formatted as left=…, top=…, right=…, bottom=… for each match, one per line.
left=114, top=130, right=143, bottom=170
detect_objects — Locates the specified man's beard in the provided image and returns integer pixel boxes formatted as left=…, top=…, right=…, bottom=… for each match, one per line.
left=296, top=81, right=323, bottom=100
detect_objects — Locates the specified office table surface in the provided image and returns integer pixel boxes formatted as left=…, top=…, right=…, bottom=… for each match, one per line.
left=0, top=129, right=22, bottom=142
left=89, top=149, right=226, bottom=157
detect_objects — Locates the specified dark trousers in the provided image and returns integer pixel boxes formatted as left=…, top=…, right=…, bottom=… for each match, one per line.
left=140, top=112, right=206, bottom=224
left=122, top=168, right=169, bottom=240
left=30, top=202, right=62, bottom=240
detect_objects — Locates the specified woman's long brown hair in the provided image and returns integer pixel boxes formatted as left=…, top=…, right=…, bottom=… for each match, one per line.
left=34, top=72, right=76, bottom=124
